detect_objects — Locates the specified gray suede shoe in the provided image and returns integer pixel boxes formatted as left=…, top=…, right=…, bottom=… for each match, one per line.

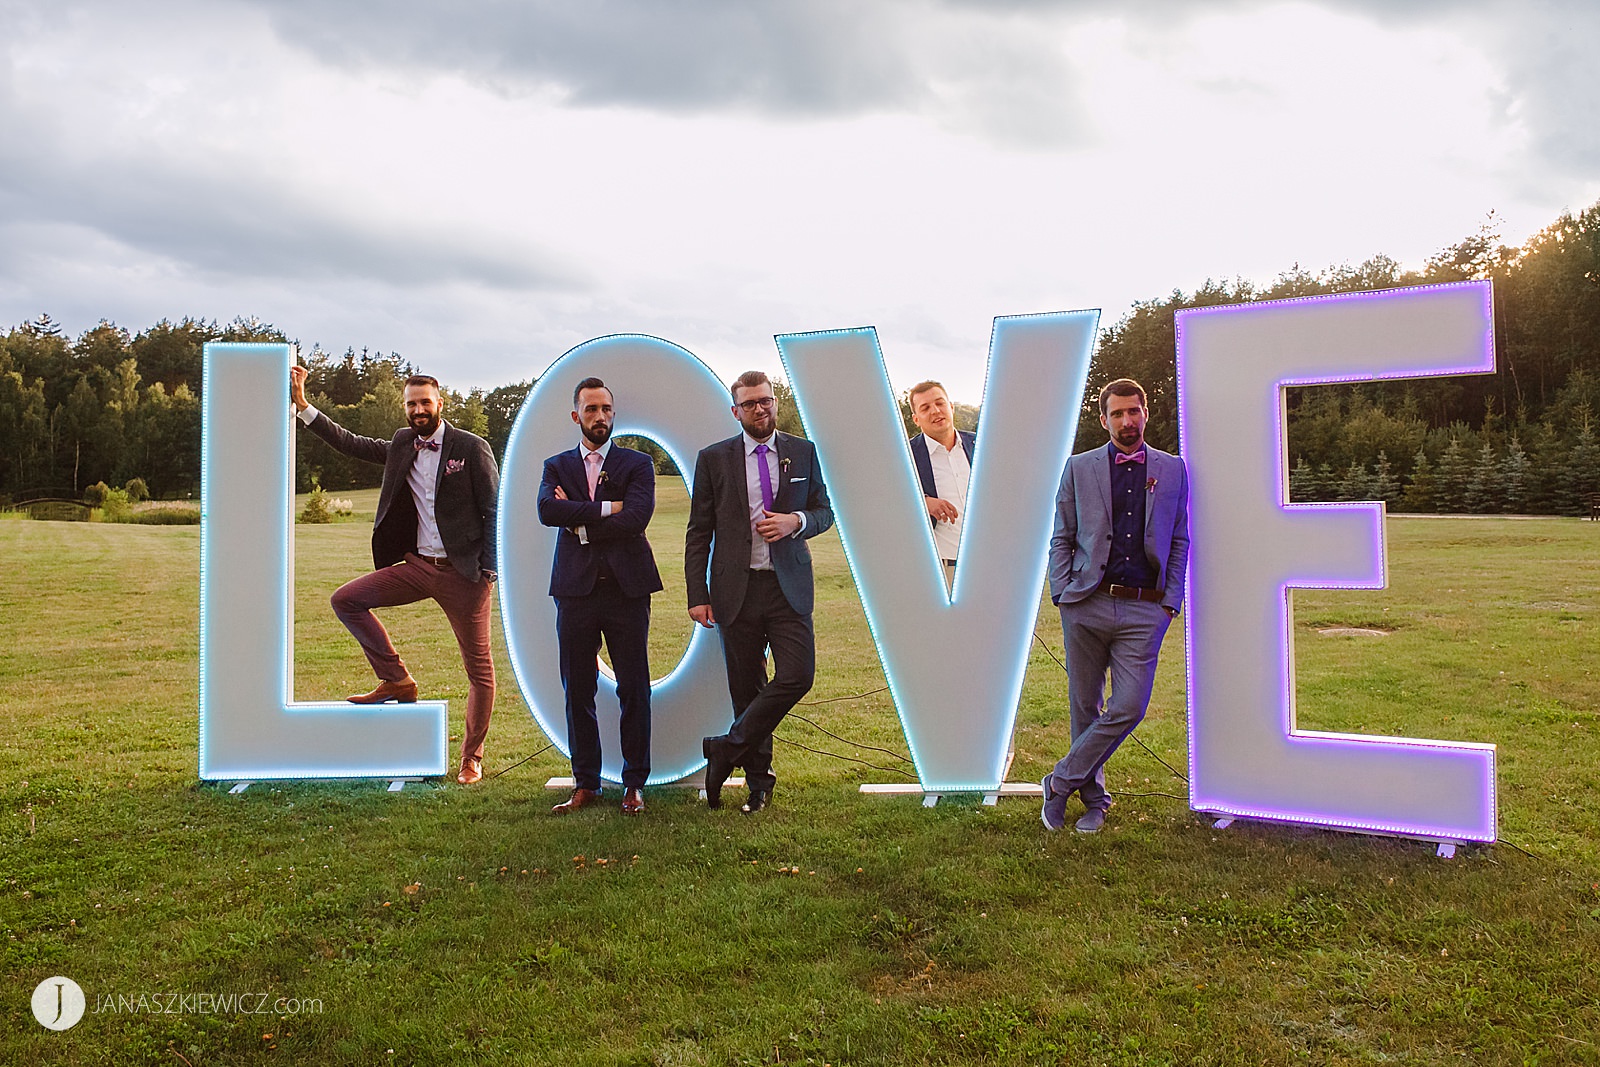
left=1075, top=807, right=1107, bottom=834
left=1040, top=774, right=1067, bottom=831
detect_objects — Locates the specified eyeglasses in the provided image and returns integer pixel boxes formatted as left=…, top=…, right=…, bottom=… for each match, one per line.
left=736, top=396, right=776, bottom=413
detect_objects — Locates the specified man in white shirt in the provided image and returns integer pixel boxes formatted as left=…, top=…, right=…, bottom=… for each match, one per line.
left=906, top=381, right=975, bottom=592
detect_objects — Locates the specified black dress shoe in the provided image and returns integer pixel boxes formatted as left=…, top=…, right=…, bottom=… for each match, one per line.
left=741, top=790, right=771, bottom=815
left=702, top=736, right=733, bottom=810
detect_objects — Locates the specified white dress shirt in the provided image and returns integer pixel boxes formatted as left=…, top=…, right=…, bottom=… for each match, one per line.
left=925, top=432, right=971, bottom=562
left=573, top=438, right=614, bottom=544
left=743, top=431, right=805, bottom=570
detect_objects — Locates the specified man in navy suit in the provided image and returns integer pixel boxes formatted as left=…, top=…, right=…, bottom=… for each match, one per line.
left=289, top=365, right=499, bottom=786
left=906, top=379, right=975, bottom=592
left=686, top=370, right=834, bottom=813
left=536, top=378, right=663, bottom=816
left=1042, top=378, right=1189, bottom=833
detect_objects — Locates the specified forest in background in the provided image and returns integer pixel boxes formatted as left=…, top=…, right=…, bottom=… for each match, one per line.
left=3, top=199, right=1598, bottom=512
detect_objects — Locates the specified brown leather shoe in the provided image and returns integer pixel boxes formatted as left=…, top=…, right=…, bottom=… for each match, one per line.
left=551, top=788, right=601, bottom=815
left=456, top=757, right=483, bottom=785
left=347, top=678, right=418, bottom=704
left=621, top=788, right=645, bottom=815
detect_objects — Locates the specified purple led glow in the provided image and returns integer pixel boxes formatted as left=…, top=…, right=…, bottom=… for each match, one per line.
left=1175, top=280, right=1498, bottom=843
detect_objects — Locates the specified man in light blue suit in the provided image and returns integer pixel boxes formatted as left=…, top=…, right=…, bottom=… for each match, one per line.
left=1042, top=378, right=1189, bottom=833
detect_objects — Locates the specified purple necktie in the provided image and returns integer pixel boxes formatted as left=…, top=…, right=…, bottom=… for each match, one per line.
left=754, top=443, right=775, bottom=512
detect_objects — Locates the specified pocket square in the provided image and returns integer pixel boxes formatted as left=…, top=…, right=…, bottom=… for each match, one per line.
left=789, top=476, right=805, bottom=482
left=445, top=458, right=465, bottom=474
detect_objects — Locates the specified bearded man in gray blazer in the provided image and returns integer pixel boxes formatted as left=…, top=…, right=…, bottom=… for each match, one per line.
left=685, top=370, right=834, bottom=814
left=1041, top=378, right=1189, bottom=833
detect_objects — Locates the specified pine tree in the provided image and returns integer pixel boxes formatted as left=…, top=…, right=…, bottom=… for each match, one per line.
left=1288, top=456, right=1316, bottom=502
left=1371, top=451, right=1402, bottom=506
left=1463, top=442, right=1502, bottom=513
left=1401, top=448, right=1436, bottom=512
left=1434, top=436, right=1472, bottom=513
left=1500, top=437, right=1530, bottom=514
left=1313, top=462, right=1338, bottom=501
left=1570, top=423, right=1600, bottom=516
left=1336, top=461, right=1372, bottom=501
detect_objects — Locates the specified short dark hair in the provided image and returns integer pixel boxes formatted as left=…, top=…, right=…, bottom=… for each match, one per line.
left=730, top=370, right=770, bottom=401
left=573, top=376, right=611, bottom=407
left=404, top=374, right=441, bottom=393
left=908, top=380, right=947, bottom=404
left=1098, top=378, right=1146, bottom=416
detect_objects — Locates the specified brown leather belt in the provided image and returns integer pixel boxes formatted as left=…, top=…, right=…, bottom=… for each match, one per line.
left=417, top=554, right=452, bottom=568
left=1098, top=580, right=1163, bottom=603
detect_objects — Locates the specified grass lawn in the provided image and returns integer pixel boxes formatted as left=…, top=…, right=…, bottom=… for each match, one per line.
left=4, top=494, right=1600, bottom=1065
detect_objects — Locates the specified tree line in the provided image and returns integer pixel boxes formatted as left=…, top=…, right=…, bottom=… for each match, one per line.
left=4, top=199, right=1598, bottom=511
left=1078, top=202, right=1600, bottom=513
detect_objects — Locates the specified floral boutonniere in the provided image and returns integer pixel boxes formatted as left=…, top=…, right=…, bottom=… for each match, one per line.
left=780, top=457, right=792, bottom=473
left=445, top=458, right=465, bottom=475
left=596, top=470, right=610, bottom=486
left=1145, top=476, right=1158, bottom=493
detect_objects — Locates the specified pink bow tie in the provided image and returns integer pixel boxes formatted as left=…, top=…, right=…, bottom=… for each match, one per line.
left=415, top=438, right=440, bottom=452
left=1114, top=449, right=1145, bottom=464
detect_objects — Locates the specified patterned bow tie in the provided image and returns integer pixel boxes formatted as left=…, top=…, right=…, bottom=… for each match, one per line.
left=415, top=438, right=440, bottom=452
left=1114, top=449, right=1145, bottom=464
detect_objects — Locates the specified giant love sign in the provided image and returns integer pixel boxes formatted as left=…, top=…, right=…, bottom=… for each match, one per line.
left=199, top=281, right=1497, bottom=842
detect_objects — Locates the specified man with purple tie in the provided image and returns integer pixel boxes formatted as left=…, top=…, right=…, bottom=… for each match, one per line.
left=537, top=378, right=663, bottom=816
left=686, top=370, right=834, bottom=814
left=1041, top=378, right=1189, bottom=833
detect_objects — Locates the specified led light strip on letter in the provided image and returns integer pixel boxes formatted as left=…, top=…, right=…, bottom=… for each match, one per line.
left=498, top=335, right=736, bottom=784
left=1175, top=282, right=1498, bottom=842
left=199, top=343, right=447, bottom=780
left=778, top=313, right=1097, bottom=792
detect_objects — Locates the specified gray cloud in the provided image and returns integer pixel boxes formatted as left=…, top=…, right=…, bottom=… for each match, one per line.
left=235, top=0, right=1600, bottom=176
left=240, top=0, right=1091, bottom=147
left=0, top=116, right=581, bottom=296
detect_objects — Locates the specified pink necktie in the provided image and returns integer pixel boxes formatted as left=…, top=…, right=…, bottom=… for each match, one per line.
left=585, top=451, right=602, bottom=500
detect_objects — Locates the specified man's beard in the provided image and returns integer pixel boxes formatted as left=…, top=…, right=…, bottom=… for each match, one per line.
left=411, top=413, right=442, bottom=438
left=1116, top=426, right=1143, bottom=448
left=582, top=420, right=612, bottom=447
left=739, top=411, right=775, bottom=439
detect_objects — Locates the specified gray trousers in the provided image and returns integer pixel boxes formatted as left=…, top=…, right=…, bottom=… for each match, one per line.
left=1048, top=593, right=1172, bottom=811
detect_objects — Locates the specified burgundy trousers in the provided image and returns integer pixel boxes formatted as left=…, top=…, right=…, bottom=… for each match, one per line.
left=330, top=553, right=495, bottom=763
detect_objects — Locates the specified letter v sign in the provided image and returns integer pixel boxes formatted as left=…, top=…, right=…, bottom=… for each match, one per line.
left=778, top=312, right=1097, bottom=791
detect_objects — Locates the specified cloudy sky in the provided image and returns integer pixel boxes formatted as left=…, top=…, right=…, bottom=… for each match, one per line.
left=1, top=0, right=1596, bottom=401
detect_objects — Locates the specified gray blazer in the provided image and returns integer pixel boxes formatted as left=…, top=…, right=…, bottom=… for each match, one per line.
left=685, top=432, right=834, bottom=623
left=1048, top=444, right=1189, bottom=613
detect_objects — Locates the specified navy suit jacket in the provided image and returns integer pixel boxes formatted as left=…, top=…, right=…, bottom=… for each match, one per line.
left=304, top=412, right=498, bottom=582
left=536, top=444, right=664, bottom=599
left=908, top=429, right=976, bottom=524
left=1048, top=443, right=1189, bottom=613
left=685, top=432, right=834, bottom=623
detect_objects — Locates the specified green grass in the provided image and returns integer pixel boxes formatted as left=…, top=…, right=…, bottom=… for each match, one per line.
left=4, top=506, right=1600, bottom=1065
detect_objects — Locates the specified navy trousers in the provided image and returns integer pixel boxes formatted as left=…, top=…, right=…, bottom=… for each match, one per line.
left=556, top=578, right=652, bottom=791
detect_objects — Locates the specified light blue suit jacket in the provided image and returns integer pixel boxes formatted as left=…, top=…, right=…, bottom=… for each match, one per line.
left=1048, top=443, right=1190, bottom=613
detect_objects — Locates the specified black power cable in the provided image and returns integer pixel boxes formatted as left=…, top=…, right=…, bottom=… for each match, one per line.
left=1030, top=630, right=1190, bottom=786
left=486, top=743, right=555, bottom=780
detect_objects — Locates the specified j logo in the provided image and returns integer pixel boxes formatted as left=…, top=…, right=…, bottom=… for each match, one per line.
left=31, top=976, right=85, bottom=1031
